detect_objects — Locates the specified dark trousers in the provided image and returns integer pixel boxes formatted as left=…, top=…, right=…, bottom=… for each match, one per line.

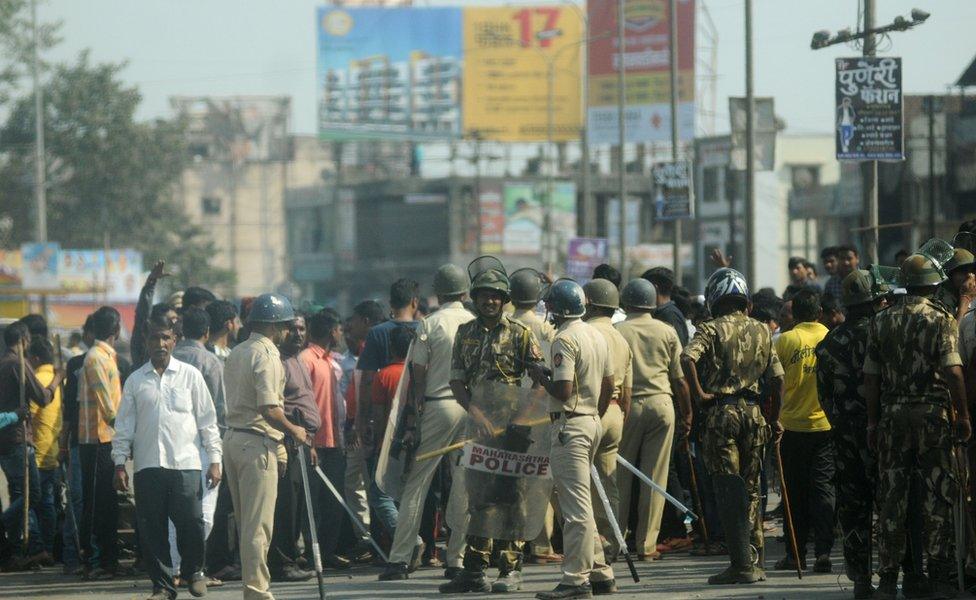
left=79, top=443, right=118, bottom=570
left=205, top=477, right=237, bottom=573
left=270, top=445, right=311, bottom=572
left=313, top=447, right=347, bottom=558
left=660, top=437, right=691, bottom=540
left=134, top=468, right=204, bottom=596
left=0, top=445, right=42, bottom=555
left=780, top=429, right=836, bottom=559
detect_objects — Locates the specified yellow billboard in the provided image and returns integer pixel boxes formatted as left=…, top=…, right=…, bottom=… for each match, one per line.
left=462, top=6, right=583, bottom=142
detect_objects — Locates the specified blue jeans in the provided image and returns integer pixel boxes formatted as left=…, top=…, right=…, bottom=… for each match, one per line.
left=61, top=446, right=89, bottom=568
left=365, top=455, right=398, bottom=537
left=0, top=445, right=43, bottom=555
left=37, top=468, right=58, bottom=554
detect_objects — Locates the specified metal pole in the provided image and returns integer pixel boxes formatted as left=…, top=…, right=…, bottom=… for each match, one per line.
left=581, top=21, right=594, bottom=237
left=617, top=0, right=627, bottom=271
left=744, top=0, right=756, bottom=286
left=928, top=95, right=936, bottom=238
left=547, top=61, right=556, bottom=273
left=862, top=0, right=879, bottom=264
left=31, top=0, right=46, bottom=243
left=669, top=0, right=681, bottom=282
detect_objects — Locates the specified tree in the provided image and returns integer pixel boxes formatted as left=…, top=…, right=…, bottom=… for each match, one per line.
left=0, top=51, right=234, bottom=290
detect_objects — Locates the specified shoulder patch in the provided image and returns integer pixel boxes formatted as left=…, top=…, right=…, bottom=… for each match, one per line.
left=553, top=353, right=563, bottom=367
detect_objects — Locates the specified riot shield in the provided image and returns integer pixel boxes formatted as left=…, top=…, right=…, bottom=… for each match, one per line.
left=869, top=265, right=900, bottom=297
left=447, top=380, right=553, bottom=542
left=375, top=342, right=416, bottom=500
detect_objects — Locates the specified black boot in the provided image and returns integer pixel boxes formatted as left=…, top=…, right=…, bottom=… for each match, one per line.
left=875, top=572, right=898, bottom=600
left=439, top=569, right=491, bottom=594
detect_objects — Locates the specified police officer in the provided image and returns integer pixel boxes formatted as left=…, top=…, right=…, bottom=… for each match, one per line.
left=223, top=294, right=308, bottom=600
left=933, top=247, right=976, bottom=323
left=582, top=278, right=632, bottom=561
left=441, top=264, right=544, bottom=594
left=681, top=268, right=784, bottom=585
left=865, top=254, right=971, bottom=599
left=510, top=268, right=561, bottom=564
left=614, top=278, right=691, bottom=561
left=815, top=270, right=888, bottom=599
left=533, top=279, right=616, bottom=600
left=380, top=264, right=474, bottom=581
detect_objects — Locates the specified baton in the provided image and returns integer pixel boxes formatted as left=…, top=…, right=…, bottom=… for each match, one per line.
left=414, top=416, right=551, bottom=462
left=775, top=442, right=802, bottom=580
left=590, top=464, right=638, bottom=583
left=17, top=345, right=30, bottom=558
left=615, top=455, right=697, bottom=523
left=314, top=464, right=389, bottom=563
left=683, top=439, right=709, bottom=545
left=296, top=446, right=327, bottom=600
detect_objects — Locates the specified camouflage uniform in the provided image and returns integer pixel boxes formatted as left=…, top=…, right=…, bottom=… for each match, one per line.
left=864, top=295, right=961, bottom=580
left=815, top=314, right=874, bottom=581
left=933, top=282, right=960, bottom=317
left=682, top=312, right=782, bottom=554
left=450, top=314, right=544, bottom=574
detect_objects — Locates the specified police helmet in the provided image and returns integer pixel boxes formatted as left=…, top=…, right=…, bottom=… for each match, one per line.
left=247, top=293, right=296, bottom=324
left=944, top=248, right=975, bottom=274
left=840, top=270, right=874, bottom=307
left=510, top=268, right=544, bottom=305
left=899, top=253, right=946, bottom=288
left=545, top=279, right=586, bottom=319
left=704, top=268, right=750, bottom=313
left=433, top=264, right=468, bottom=296
left=619, top=278, right=657, bottom=310
left=583, top=278, right=619, bottom=310
left=470, top=269, right=511, bottom=300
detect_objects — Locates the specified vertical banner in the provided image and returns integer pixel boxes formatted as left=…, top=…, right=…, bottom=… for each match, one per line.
left=587, top=0, right=696, bottom=145
left=653, top=161, right=693, bottom=220
left=566, top=237, right=609, bottom=283
left=835, top=57, right=903, bottom=160
left=479, top=183, right=505, bottom=255
left=462, top=6, right=583, bottom=141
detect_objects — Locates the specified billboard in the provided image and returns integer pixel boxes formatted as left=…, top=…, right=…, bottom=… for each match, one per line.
left=566, top=237, right=609, bottom=283
left=653, top=161, right=693, bottom=220
left=835, top=57, right=904, bottom=161
left=462, top=6, right=583, bottom=141
left=21, top=243, right=60, bottom=291
left=316, top=6, right=582, bottom=142
left=502, top=181, right=576, bottom=256
left=587, top=0, right=696, bottom=145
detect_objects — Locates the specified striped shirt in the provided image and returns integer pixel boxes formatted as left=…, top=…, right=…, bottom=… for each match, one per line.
left=79, top=340, right=121, bottom=444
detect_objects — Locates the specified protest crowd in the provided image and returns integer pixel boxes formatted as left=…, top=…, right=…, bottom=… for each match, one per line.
left=5, top=222, right=976, bottom=600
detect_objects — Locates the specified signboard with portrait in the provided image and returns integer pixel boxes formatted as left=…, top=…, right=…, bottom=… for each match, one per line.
left=835, top=56, right=904, bottom=161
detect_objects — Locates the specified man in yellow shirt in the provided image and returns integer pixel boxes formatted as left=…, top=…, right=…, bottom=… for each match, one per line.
left=28, top=337, right=62, bottom=559
left=773, top=288, right=834, bottom=573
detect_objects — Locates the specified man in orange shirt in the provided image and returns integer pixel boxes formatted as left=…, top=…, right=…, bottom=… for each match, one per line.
left=370, top=327, right=412, bottom=462
left=301, top=309, right=351, bottom=569
left=79, top=306, right=123, bottom=579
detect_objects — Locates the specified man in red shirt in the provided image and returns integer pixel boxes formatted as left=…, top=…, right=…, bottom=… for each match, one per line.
left=369, top=327, right=412, bottom=454
left=301, top=309, right=350, bottom=570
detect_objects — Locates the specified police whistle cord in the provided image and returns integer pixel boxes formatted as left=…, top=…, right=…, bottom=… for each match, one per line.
left=615, top=455, right=697, bottom=523
left=297, top=447, right=327, bottom=600
left=17, top=345, right=30, bottom=557
left=683, top=438, right=709, bottom=545
left=413, top=416, right=551, bottom=462
left=314, top=464, right=389, bottom=564
left=775, top=442, right=803, bottom=580
left=589, top=464, right=639, bottom=583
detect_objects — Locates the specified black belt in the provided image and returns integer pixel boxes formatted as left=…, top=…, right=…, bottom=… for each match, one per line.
left=229, top=427, right=281, bottom=442
left=549, top=411, right=590, bottom=422
left=713, top=397, right=759, bottom=408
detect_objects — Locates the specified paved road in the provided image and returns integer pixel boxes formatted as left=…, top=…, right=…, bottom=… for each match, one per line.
left=0, top=536, right=882, bottom=600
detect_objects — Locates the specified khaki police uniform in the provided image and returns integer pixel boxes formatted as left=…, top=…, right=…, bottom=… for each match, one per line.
left=389, top=301, right=474, bottom=568
left=585, top=316, right=633, bottom=559
left=614, top=313, right=683, bottom=556
left=549, top=319, right=615, bottom=586
left=223, top=332, right=288, bottom=600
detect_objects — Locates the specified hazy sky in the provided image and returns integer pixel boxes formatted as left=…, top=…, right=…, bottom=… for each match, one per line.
left=44, top=0, right=975, bottom=137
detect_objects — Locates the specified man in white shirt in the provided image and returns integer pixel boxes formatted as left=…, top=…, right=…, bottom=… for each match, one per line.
left=112, top=314, right=222, bottom=600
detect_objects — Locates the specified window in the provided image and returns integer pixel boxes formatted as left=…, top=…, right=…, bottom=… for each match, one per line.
left=201, top=196, right=221, bottom=215
left=790, top=165, right=821, bottom=191
left=702, top=167, right=720, bottom=203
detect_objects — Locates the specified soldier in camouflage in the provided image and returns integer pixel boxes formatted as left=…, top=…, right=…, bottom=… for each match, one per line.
left=681, top=268, right=784, bottom=585
left=865, top=253, right=971, bottom=600
left=441, top=265, right=544, bottom=594
left=933, top=247, right=976, bottom=324
left=815, top=269, right=888, bottom=599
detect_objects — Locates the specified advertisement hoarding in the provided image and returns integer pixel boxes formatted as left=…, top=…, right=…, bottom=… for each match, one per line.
left=21, top=243, right=60, bottom=291
left=566, top=237, right=609, bottom=283
left=653, top=161, right=693, bottom=220
left=462, top=6, right=583, bottom=141
left=502, top=181, right=577, bottom=256
left=587, top=0, right=696, bottom=145
left=835, top=57, right=904, bottom=161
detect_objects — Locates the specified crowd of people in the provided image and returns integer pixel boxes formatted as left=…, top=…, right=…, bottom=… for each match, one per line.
left=2, top=222, right=976, bottom=600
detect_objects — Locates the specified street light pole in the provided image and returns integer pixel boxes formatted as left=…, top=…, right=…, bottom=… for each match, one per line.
left=863, top=0, right=879, bottom=264
left=31, top=0, right=46, bottom=243
left=744, top=0, right=756, bottom=286
left=668, top=0, right=681, bottom=282
left=616, top=0, right=627, bottom=272
left=546, top=61, right=556, bottom=273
